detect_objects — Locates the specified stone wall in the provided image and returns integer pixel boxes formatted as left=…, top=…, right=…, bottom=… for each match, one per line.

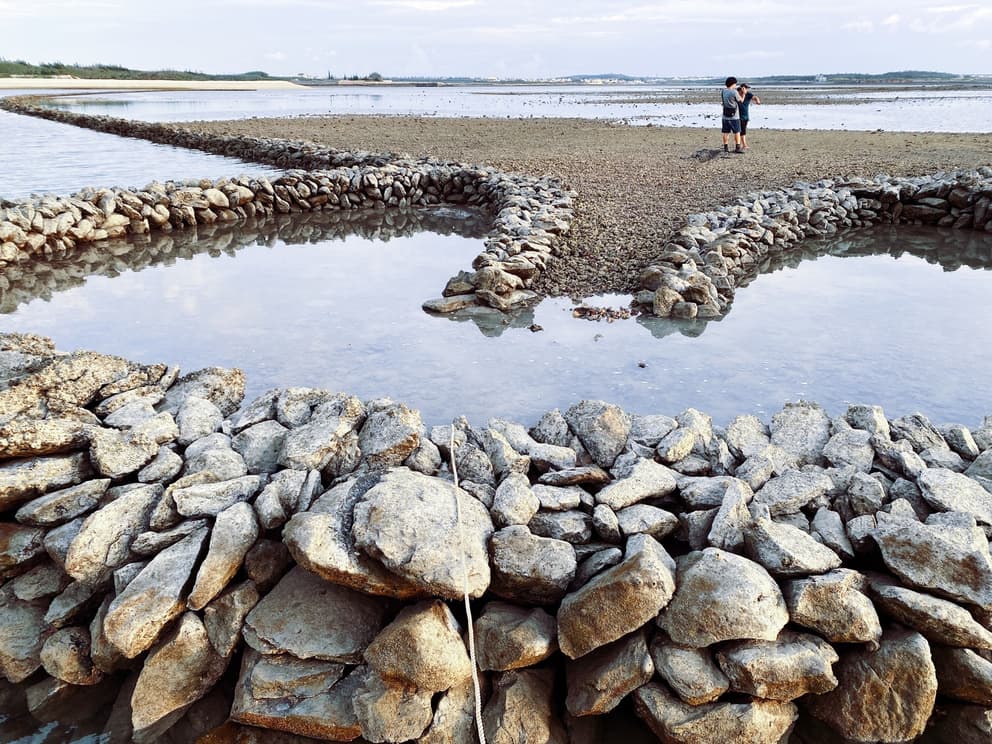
left=0, top=95, right=576, bottom=314
left=2, top=333, right=992, bottom=742
left=635, top=169, right=992, bottom=319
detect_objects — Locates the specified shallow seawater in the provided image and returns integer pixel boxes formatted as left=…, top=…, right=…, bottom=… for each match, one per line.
left=1, top=217, right=990, bottom=428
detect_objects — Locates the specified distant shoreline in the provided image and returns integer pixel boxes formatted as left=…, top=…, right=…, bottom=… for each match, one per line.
left=0, top=78, right=304, bottom=91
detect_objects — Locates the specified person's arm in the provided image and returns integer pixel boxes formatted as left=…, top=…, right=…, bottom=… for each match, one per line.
left=737, top=89, right=745, bottom=101
left=753, top=95, right=761, bottom=105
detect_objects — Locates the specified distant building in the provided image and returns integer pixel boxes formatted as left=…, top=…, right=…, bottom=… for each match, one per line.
left=815, top=74, right=827, bottom=83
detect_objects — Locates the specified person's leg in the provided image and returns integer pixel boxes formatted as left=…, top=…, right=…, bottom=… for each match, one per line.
left=731, top=120, right=743, bottom=152
left=740, top=119, right=749, bottom=149
left=722, top=119, right=731, bottom=150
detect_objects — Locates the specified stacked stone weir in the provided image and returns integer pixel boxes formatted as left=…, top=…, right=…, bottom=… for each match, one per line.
left=2, top=333, right=992, bottom=742
left=635, top=169, right=992, bottom=319
left=0, top=95, right=576, bottom=314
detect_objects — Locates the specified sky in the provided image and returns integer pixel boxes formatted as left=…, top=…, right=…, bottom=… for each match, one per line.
left=1, top=1, right=990, bottom=79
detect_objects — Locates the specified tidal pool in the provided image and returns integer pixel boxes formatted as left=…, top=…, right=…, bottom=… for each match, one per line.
left=1, top=216, right=990, bottom=428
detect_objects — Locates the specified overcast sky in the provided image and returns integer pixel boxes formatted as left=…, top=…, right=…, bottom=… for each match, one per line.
left=1, top=1, right=989, bottom=79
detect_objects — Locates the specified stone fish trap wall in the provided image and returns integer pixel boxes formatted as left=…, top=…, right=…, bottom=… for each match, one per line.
left=635, top=168, right=992, bottom=320
left=2, top=333, right=992, bottom=742
left=0, top=96, right=576, bottom=314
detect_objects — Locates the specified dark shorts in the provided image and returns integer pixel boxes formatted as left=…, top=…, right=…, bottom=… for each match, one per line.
left=721, top=117, right=741, bottom=134
left=740, top=118, right=749, bottom=135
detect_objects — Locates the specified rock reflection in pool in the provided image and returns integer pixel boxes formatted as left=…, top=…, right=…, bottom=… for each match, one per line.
left=1, top=219, right=990, bottom=427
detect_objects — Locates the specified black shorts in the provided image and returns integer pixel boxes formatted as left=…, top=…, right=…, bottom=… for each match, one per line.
left=721, top=118, right=741, bottom=134
left=740, top=118, right=749, bottom=135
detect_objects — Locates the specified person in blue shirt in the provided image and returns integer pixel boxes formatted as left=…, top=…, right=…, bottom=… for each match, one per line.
left=738, top=84, right=762, bottom=150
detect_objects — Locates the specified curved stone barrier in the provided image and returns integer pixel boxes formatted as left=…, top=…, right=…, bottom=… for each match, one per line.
left=634, top=168, right=992, bottom=319
left=2, top=332, right=992, bottom=742
left=0, top=95, right=576, bottom=314
left=0, top=207, right=489, bottom=315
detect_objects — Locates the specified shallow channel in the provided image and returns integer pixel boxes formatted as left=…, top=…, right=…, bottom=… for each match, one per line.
left=2, top=217, right=990, bottom=428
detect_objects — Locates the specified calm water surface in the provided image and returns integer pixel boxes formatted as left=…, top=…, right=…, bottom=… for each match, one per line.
left=35, top=84, right=992, bottom=132
left=2, top=218, right=989, bottom=427
left=0, top=93, right=281, bottom=201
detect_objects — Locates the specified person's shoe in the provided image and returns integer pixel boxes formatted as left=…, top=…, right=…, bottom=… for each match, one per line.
left=733, top=146, right=744, bottom=154
left=723, top=144, right=729, bottom=152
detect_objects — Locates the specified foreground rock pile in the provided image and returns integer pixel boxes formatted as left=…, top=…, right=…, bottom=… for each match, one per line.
left=0, top=95, right=575, bottom=315
left=2, top=333, right=992, bottom=742
left=635, top=168, right=992, bottom=319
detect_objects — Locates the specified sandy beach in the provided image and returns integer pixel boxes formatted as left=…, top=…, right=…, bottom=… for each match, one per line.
left=186, top=115, right=992, bottom=297
left=0, top=77, right=303, bottom=91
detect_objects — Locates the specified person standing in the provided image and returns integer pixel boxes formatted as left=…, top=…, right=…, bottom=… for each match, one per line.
left=738, top=83, right=761, bottom=150
left=721, top=77, right=744, bottom=154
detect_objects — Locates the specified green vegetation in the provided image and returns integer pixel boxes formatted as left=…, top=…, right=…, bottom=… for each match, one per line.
left=0, top=58, right=276, bottom=81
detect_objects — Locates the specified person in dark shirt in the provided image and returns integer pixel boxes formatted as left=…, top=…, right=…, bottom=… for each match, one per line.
left=738, top=84, right=762, bottom=150
left=721, top=76, right=744, bottom=154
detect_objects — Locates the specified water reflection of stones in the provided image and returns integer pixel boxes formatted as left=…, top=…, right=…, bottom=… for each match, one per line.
left=0, top=207, right=489, bottom=316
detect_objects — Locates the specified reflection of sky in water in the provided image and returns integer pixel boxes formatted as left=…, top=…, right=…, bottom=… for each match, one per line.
left=0, top=107, right=281, bottom=201
left=33, top=84, right=992, bottom=132
left=2, top=225, right=990, bottom=427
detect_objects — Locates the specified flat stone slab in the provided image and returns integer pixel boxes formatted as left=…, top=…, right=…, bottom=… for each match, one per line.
left=243, top=566, right=390, bottom=663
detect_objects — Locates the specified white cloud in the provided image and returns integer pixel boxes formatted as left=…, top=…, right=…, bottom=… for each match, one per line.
left=882, top=14, right=901, bottom=25
left=843, top=20, right=875, bottom=32
left=370, top=0, right=478, bottom=10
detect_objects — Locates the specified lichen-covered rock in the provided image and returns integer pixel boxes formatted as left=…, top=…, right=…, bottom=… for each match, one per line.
left=715, top=629, right=839, bottom=701
left=873, top=513, right=992, bottom=608
left=490, top=525, right=576, bottom=605
left=743, top=515, right=843, bottom=576
left=782, top=569, right=882, bottom=646
left=648, top=635, right=729, bottom=705
left=483, top=668, right=567, bottom=744
left=931, top=646, right=992, bottom=705
left=558, top=535, right=675, bottom=659
left=39, top=626, right=102, bottom=686
left=242, top=566, right=389, bottom=663
left=130, top=612, right=227, bottom=743
left=363, top=600, right=471, bottom=693
left=0, top=585, right=48, bottom=682
left=358, top=401, right=422, bottom=469
left=659, top=548, right=789, bottom=647
left=230, top=649, right=360, bottom=741
left=0, top=452, right=92, bottom=512
left=565, top=629, right=653, bottom=716
left=770, top=401, right=831, bottom=467
left=187, top=501, right=259, bottom=611
left=753, top=469, right=833, bottom=516
left=594, top=457, right=677, bottom=510
left=353, top=667, right=435, bottom=743
left=634, top=682, right=798, bottom=744
left=284, top=476, right=426, bottom=599
left=805, top=629, right=937, bottom=743
left=64, top=483, right=161, bottom=585
left=867, top=572, right=992, bottom=649
left=102, top=527, right=208, bottom=659
left=563, top=400, right=630, bottom=469
left=14, top=478, right=110, bottom=527
left=476, top=601, right=557, bottom=672
left=918, top=467, right=992, bottom=525
left=352, top=469, right=493, bottom=599
left=161, top=367, right=245, bottom=418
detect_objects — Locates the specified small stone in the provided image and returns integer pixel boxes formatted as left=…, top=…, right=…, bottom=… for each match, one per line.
left=565, top=629, right=653, bottom=716
left=715, top=629, right=839, bottom=701
left=489, top=525, right=576, bottom=605
left=782, top=569, right=882, bottom=646
left=649, top=635, right=729, bottom=705
left=563, top=400, right=631, bottom=469
left=187, top=501, right=259, bottom=611
left=483, top=668, right=567, bottom=744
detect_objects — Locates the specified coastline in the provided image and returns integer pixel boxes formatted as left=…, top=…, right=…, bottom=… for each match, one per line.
left=186, top=116, right=992, bottom=297
left=0, top=78, right=304, bottom=91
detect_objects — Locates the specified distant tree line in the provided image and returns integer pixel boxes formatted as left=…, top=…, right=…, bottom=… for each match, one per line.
left=0, top=58, right=275, bottom=81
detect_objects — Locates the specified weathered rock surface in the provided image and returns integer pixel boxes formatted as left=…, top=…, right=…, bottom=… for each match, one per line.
left=715, top=629, right=839, bottom=701
left=476, top=601, right=558, bottom=671
left=102, top=527, right=208, bottom=658
left=187, top=501, right=259, bottom=611
left=563, top=400, right=630, bottom=469
left=806, top=629, right=937, bottom=743
left=782, top=569, right=882, bottom=646
left=633, top=682, right=798, bottom=744
left=352, top=469, right=493, bottom=599
left=242, top=566, right=389, bottom=663
left=130, top=612, right=227, bottom=743
left=565, top=629, right=653, bottom=716
left=0, top=452, right=92, bottom=512
left=489, top=525, right=576, bottom=605
left=659, top=548, right=789, bottom=647
left=594, top=457, right=677, bottom=510
left=649, top=635, right=729, bottom=705
left=483, top=668, right=567, bottom=744
left=558, top=535, right=675, bottom=659
left=363, top=600, right=471, bottom=693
